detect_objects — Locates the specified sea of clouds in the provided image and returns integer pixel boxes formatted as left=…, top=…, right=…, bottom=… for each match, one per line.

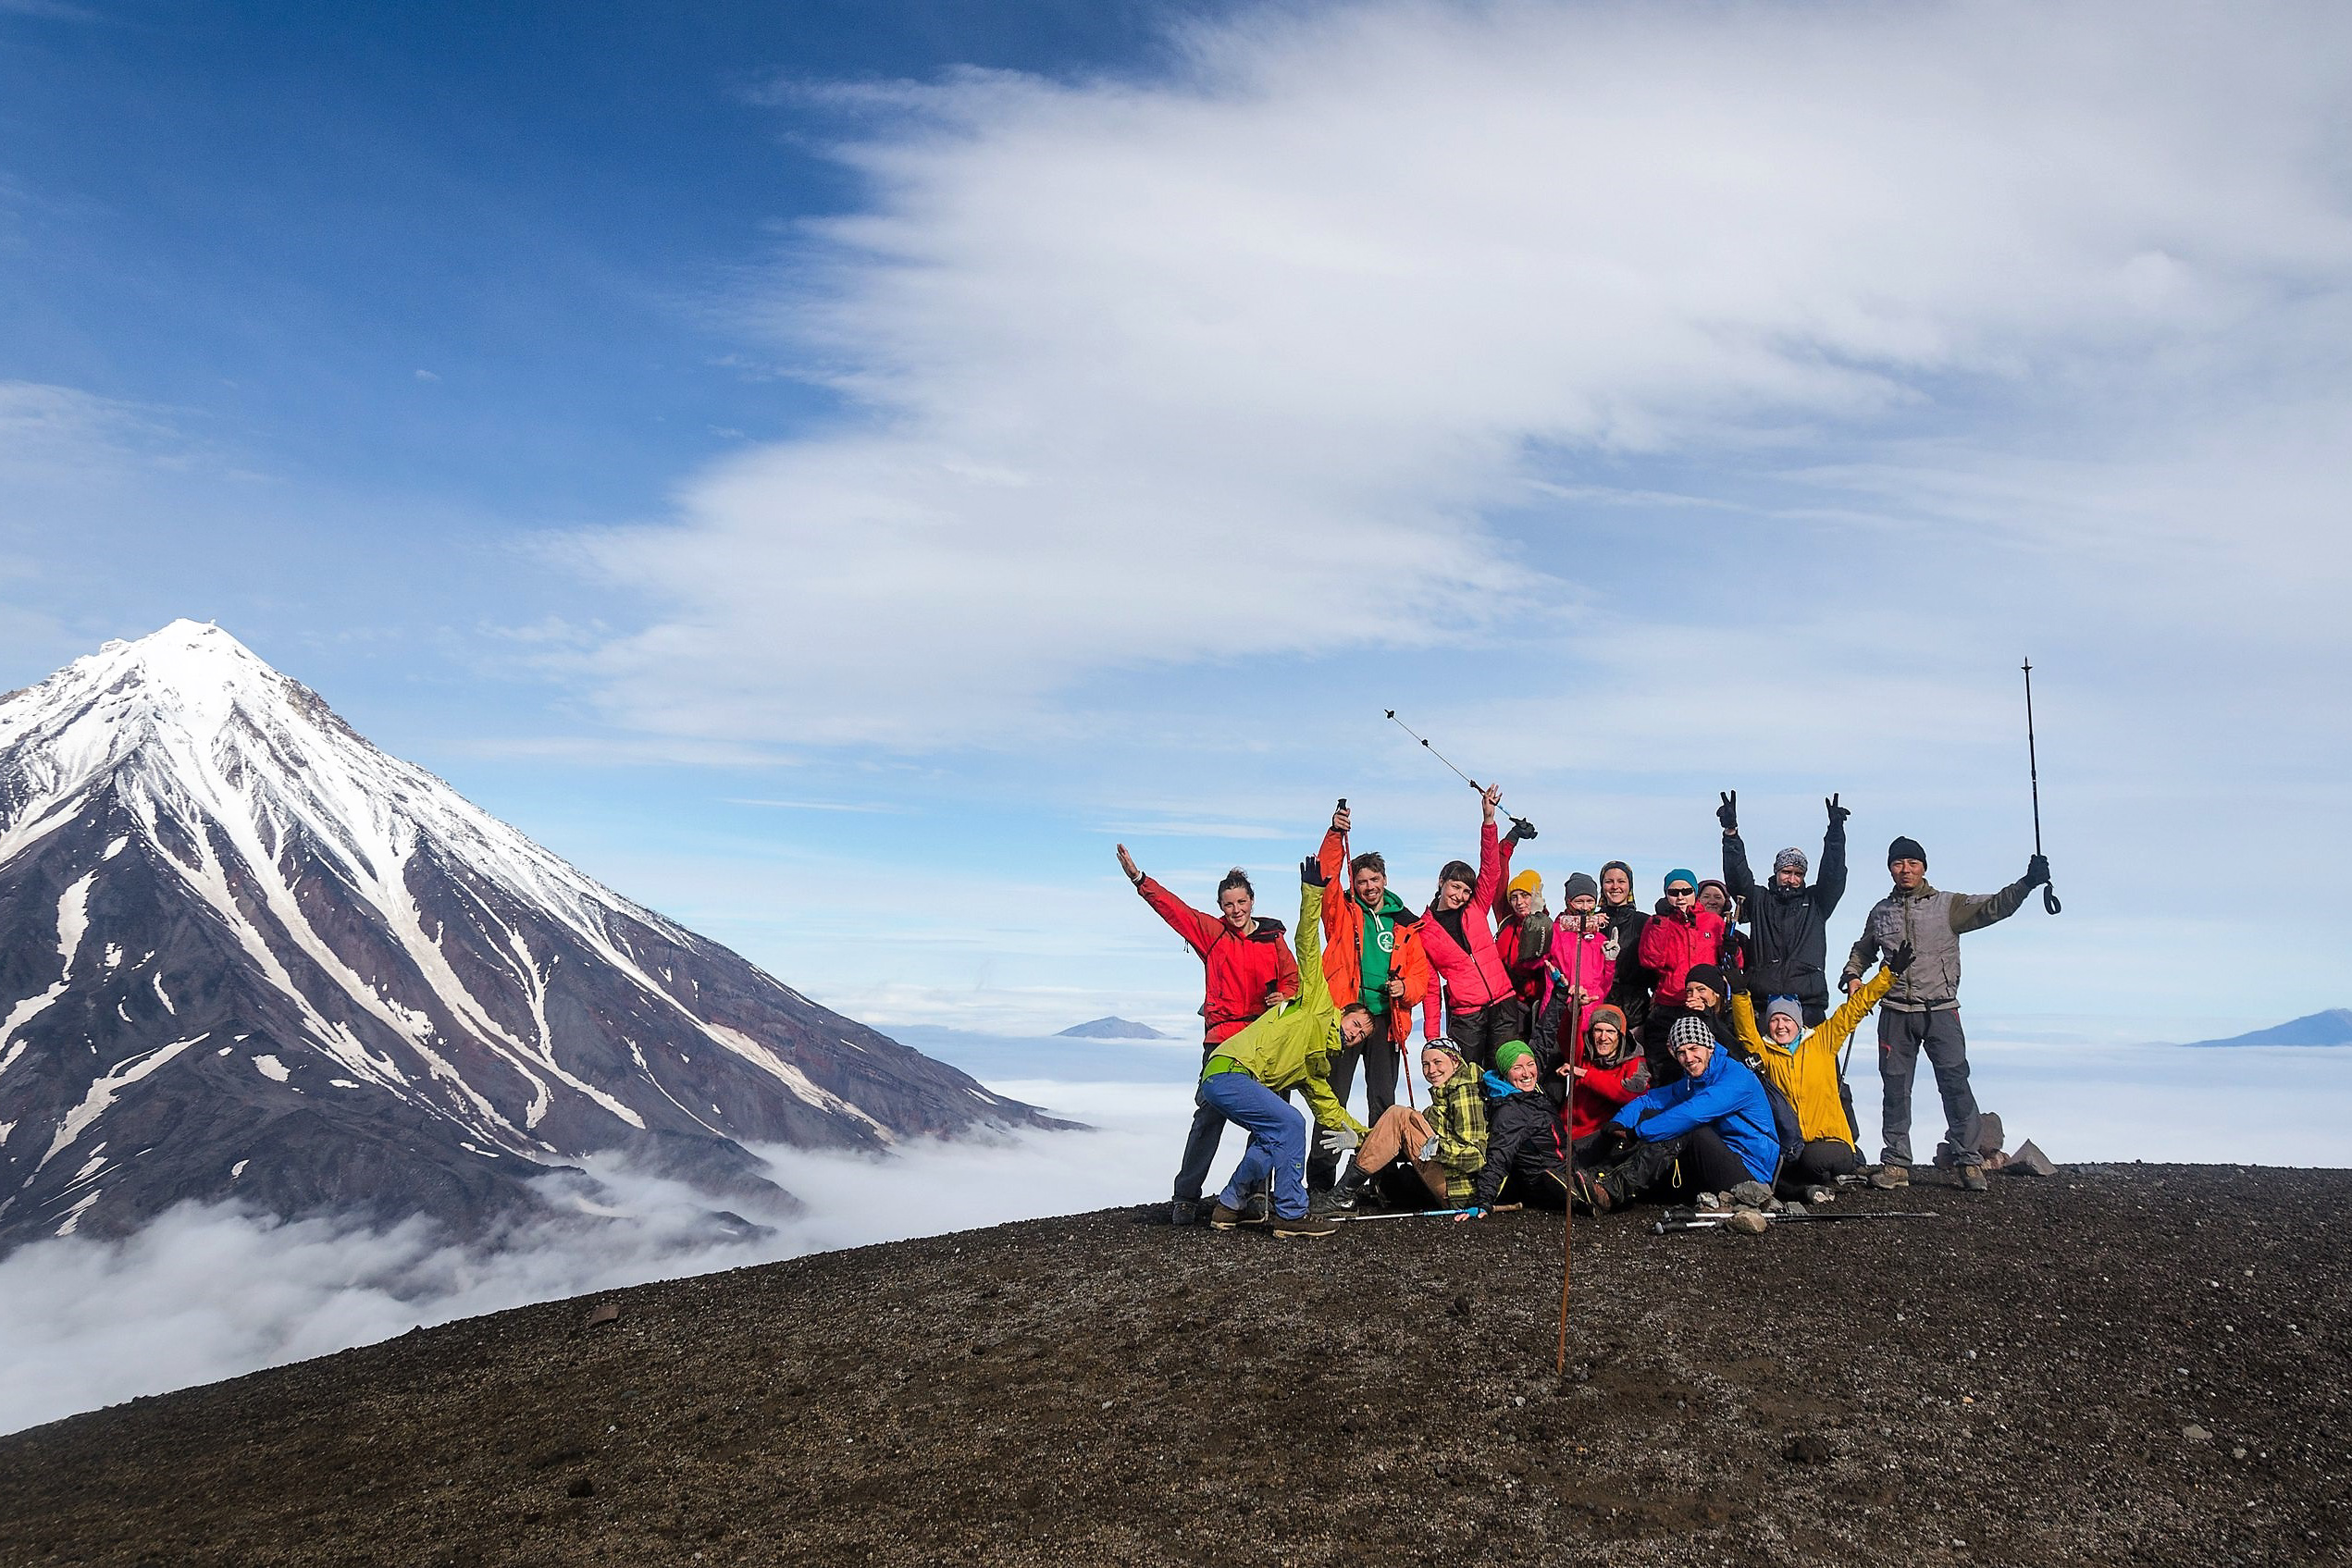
left=0, top=1028, right=2346, bottom=1436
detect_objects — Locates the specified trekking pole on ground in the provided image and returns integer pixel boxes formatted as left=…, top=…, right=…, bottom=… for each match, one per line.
left=2022, top=660, right=2061, bottom=916
left=1555, top=985, right=1584, bottom=1378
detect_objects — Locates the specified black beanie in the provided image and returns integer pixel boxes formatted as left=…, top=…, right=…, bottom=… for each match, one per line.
left=1888, top=835, right=1927, bottom=867
left=1685, top=963, right=1727, bottom=995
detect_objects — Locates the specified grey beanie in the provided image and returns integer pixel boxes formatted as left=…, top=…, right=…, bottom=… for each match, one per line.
left=1763, top=998, right=1804, bottom=1031
left=1669, top=1015, right=1715, bottom=1052
left=1772, top=847, right=1808, bottom=876
left=1562, top=870, right=1599, bottom=902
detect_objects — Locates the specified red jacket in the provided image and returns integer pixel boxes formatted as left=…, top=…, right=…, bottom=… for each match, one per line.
left=1135, top=877, right=1299, bottom=1044
left=1637, top=904, right=1728, bottom=1007
left=1568, top=1055, right=1652, bottom=1141
left=1418, top=820, right=1516, bottom=1037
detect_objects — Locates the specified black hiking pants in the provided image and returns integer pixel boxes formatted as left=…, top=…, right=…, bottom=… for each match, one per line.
left=1777, top=1138, right=1861, bottom=1194
left=1604, top=1124, right=1753, bottom=1202
left=1878, top=1006, right=1980, bottom=1168
left=1172, top=1040, right=1229, bottom=1203
left=1445, top=1000, right=1521, bottom=1073
left=1304, top=1033, right=1402, bottom=1190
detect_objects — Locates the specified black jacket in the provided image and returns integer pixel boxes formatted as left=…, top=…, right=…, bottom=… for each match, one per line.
left=1471, top=1073, right=1567, bottom=1206
left=1600, top=902, right=1652, bottom=1026
left=1721, top=824, right=1847, bottom=1010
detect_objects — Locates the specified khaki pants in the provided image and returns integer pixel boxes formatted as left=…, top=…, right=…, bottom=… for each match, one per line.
left=1354, top=1104, right=1450, bottom=1204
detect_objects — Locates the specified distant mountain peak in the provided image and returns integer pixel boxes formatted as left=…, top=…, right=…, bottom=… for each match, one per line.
left=1055, top=1017, right=1170, bottom=1040
left=0, top=622, right=1049, bottom=1252
left=2176, top=1009, right=2352, bottom=1048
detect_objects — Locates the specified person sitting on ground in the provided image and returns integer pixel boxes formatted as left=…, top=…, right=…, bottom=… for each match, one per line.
left=1117, top=846, right=1302, bottom=1226
left=1573, top=1015, right=1780, bottom=1213
left=1323, top=1038, right=1488, bottom=1213
left=1495, top=868, right=1551, bottom=1040
left=1199, top=857, right=1373, bottom=1239
left=1843, top=835, right=2049, bottom=1193
left=1718, top=790, right=1850, bottom=1027
left=1637, top=870, right=1727, bottom=1081
left=1417, top=784, right=1532, bottom=1070
left=1727, top=944, right=1913, bottom=1194
left=1557, top=1003, right=1649, bottom=1156
left=1455, top=1041, right=1569, bottom=1218
left=1312, top=801, right=1434, bottom=1190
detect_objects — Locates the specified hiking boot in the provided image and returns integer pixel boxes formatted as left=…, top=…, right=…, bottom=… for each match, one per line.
left=1324, top=1164, right=1370, bottom=1212
left=1958, top=1165, right=1990, bottom=1192
left=1208, top=1195, right=1270, bottom=1229
left=1271, top=1210, right=1337, bottom=1238
left=1170, top=1199, right=1200, bottom=1227
left=1570, top=1168, right=1619, bottom=1215
left=1869, top=1165, right=1910, bottom=1191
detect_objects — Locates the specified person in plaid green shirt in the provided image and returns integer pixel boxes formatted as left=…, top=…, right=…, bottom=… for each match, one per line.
left=1321, top=1038, right=1489, bottom=1211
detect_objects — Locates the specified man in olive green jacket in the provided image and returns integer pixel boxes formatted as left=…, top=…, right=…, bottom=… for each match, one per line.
left=1200, top=857, right=1375, bottom=1236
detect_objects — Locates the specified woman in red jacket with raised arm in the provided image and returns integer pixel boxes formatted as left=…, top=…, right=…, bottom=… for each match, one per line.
left=1417, top=784, right=1529, bottom=1070
left=1118, top=846, right=1299, bottom=1225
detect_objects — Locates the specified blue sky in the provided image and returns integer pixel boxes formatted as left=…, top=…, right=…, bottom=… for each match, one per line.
left=3, top=0, right=2347, bottom=1036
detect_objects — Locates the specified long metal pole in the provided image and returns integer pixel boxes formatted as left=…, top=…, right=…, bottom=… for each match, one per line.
left=1555, top=974, right=1585, bottom=1378
left=2023, top=661, right=2061, bottom=915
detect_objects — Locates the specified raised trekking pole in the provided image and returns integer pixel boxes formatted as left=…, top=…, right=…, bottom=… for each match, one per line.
left=1382, top=710, right=1534, bottom=839
left=2022, top=661, right=2061, bottom=916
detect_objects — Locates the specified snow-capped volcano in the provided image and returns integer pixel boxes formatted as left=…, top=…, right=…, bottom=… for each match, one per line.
left=0, top=621, right=1046, bottom=1252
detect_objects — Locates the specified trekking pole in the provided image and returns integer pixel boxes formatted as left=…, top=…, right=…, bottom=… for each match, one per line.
left=2021, top=660, right=2061, bottom=916
left=1555, top=983, right=1584, bottom=1378
left=1382, top=710, right=1534, bottom=838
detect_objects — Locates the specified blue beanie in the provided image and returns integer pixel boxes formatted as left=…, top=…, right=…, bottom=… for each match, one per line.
left=1665, top=869, right=1697, bottom=891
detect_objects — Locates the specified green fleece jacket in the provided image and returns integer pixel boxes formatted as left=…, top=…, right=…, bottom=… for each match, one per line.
left=1207, top=883, right=1368, bottom=1137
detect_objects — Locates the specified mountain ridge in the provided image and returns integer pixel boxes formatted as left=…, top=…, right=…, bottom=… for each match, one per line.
left=2171, top=1008, right=2352, bottom=1048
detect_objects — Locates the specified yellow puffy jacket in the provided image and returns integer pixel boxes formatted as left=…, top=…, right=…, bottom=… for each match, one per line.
left=1729, top=965, right=1896, bottom=1145
left=1208, top=883, right=1367, bottom=1137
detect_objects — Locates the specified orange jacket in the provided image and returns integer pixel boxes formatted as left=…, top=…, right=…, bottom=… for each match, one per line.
left=1316, top=826, right=1431, bottom=1047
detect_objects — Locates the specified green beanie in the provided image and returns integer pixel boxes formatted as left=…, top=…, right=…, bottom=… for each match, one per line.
left=1493, top=1040, right=1532, bottom=1073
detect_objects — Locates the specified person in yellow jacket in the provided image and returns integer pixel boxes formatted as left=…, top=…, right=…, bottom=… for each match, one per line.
left=1202, top=857, right=1376, bottom=1238
left=1727, top=942, right=1913, bottom=1192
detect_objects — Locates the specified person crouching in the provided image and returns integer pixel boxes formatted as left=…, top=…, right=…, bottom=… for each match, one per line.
left=1574, top=1015, right=1780, bottom=1213
left=1323, top=1038, right=1489, bottom=1213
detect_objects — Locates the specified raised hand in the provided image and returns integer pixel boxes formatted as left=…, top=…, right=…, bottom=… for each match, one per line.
left=1331, top=802, right=1352, bottom=834
left=1826, top=793, right=1850, bottom=827
left=2025, top=853, right=2051, bottom=887
left=1116, top=844, right=1143, bottom=885
left=1504, top=815, right=1539, bottom=845
left=1299, top=855, right=1329, bottom=889
left=1717, top=790, right=1739, bottom=833
left=1480, top=783, right=1503, bottom=823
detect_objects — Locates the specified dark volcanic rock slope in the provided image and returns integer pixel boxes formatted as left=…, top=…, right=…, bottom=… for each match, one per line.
left=0, top=1166, right=2346, bottom=1567
left=0, top=621, right=1045, bottom=1251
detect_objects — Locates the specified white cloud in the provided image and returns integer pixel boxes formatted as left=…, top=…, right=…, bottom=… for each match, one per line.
left=563, top=0, right=2352, bottom=746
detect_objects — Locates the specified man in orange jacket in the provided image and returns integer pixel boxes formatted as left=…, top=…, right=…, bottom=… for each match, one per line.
left=1310, top=801, right=1432, bottom=1190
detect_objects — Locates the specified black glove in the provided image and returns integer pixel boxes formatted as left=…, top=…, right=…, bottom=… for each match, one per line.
left=1716, top=790, right=1738, bottom=833
left=1888, top=942, right=1916, bottom=975
left=1826, top=793, right=1850, bottom=828
left=2025, top=853, right=2050, bottom=888
left=1726, top=965, right=1752, bottom=997
left=1839, top=971, right=1861, bottom=995
left=1299, top=856, right=1328, bottom=889
left=1504, top=816, right=1538, bottom=845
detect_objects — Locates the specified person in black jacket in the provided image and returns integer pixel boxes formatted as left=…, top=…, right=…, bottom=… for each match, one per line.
left=1718, top=790, right=1850, bottom=1027
left=1455, top=1041, right=1568, bottom=1217
left=1597, top=859, right=1652, bottom=1038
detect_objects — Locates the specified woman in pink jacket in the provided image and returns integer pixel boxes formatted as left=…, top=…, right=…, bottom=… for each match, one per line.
left=1637, top=868, right=1727, bottom=1079
left=1419, top=784, right=1521, bottom=1070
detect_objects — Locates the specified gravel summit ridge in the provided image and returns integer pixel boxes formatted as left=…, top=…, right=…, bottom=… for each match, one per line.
left=3, top=1165, right=2346, bottom=1566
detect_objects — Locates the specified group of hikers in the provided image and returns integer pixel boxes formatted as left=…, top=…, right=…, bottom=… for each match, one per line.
left=1117, top=787, right=2052, bottom=1238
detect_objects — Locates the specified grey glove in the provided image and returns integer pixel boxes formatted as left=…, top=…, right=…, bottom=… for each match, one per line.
left=1318, top=1128, right=1362, bottom=1155
left=1417, top=1136, right=1440, bottom=1161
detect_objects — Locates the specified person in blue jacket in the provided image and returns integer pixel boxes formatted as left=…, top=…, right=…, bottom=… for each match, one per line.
left=1572, top=1014, right=1779, bottom=1212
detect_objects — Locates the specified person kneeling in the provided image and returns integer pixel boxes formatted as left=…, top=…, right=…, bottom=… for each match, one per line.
left=1455, top=1042, right=1568, bottom=1219
left=1575, top=1015, right=1779, bottom=1213
left=1201, top=857, right=1374, bottom=1239
left=1729, top=944, right=1913, bottom=1196
left=1325, top=1038, right=1488, bottom=1213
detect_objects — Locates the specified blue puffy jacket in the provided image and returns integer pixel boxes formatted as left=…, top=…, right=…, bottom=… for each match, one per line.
left=1608, top=1047, right=1780, bottom=1182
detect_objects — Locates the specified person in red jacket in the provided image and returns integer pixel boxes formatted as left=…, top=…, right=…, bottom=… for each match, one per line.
left=1118, top=845, right=1300, bottom=1225
left=1417, top=784, right=1530, bottom=1071
left=1494, top=867, right=1551, bottom=1035
left=1560, top=1004, right=1649, bottom=1151
left=1637, top=869, right=1727, bottom=1083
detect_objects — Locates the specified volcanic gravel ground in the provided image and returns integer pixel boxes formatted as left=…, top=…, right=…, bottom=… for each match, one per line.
left=3, top=1165, right=2348, bottom=1566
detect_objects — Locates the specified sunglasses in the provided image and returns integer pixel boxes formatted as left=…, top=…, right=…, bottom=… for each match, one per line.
left=1665, top=887, right=1696, bottom=897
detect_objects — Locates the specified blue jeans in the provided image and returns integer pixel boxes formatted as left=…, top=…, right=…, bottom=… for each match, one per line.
left=1198, top=1070, right=1308, bottom=1220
